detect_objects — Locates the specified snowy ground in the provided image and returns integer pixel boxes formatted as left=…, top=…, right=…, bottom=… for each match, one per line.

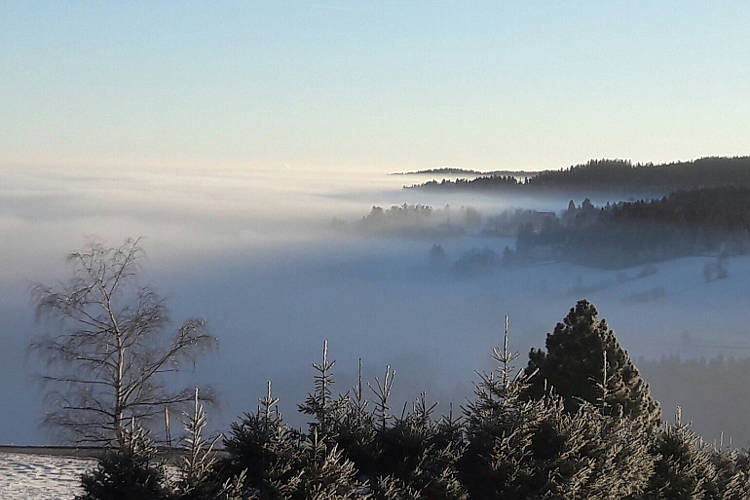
left=0, top=452, right=94, bottom=499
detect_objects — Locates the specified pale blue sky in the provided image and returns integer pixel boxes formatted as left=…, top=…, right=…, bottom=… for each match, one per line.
left=2, top=1, right=749, bottom=171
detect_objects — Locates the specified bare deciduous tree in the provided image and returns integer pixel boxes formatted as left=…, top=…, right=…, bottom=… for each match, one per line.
left=29, top=237, right=216, bottom=448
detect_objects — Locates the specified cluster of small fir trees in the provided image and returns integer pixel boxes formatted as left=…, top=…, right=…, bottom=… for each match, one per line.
left=78, top=300, right=750, bottom=499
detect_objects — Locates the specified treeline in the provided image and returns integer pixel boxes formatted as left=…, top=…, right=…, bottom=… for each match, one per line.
left=508, top=187, right=750, bottom=268
left=410, top=174, right=521, bottom=191
left=392, top=168, right=487, bottom=176
left=604, top=187, right=750, bottom=231
left=409, top=156, right=750, bottom=195
left=339, top=204, right=555, bottom=240
left=527, top=157, right=750, bottom=191
left=341, top=203, right=481, bottom=238
left=393, top=168, right=536, bottom=177
left=77, top=301, right=750, bottom=499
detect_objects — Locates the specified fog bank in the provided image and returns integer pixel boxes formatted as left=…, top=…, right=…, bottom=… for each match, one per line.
left=2, top=165, right=750, bottom=446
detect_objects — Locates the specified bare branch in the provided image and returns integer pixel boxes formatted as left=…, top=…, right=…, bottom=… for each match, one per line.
left=29, top=238, right=216, bottom=447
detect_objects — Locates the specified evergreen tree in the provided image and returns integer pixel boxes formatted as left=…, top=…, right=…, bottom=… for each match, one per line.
left=713, top=449, right=750, bottom=499
left=296, top=428, right=369, bottom=499
left=371, top=475, right=421, bottom=499
left=333, top=358, right=379, bottom=477
left=298, top=340, right=349, bottom=439
left=174, top=388, right=226, bottom=500
left=524, top=300, right=661, bottom=430
left=221, top=381, right=304, bottom=498
left=464, top=375, right=654, bottom=499
left=461, top=315, right=537, bottom=497
left=462, top=315, right=653, bottom=499
left=376, top=393, right=467, bottom=498
left=646, top=407, right=720, bottom=498
left=77, top=423, right=168, bottom=500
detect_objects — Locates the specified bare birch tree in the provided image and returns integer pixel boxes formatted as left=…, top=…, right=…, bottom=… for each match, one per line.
left=29, top=237, right=216, bottom=448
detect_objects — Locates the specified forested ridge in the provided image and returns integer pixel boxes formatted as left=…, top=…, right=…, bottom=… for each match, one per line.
left=508, top=186, right=750, bottom=268
left=410, top=156, right=750, bottom=194
left=393, top=168, right=537, bottom=177
left=604, top=187, right=750, bottom=230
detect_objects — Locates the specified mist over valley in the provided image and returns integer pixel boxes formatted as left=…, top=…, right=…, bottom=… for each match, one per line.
left=4, top=162, right=750, bottom=449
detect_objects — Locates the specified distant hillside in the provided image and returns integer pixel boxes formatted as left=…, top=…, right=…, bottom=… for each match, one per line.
left=392, top=167, right=538, bottom=176
left=407, top=157, right=750, bottom=194
left=507, top=186, right=750, bottom=268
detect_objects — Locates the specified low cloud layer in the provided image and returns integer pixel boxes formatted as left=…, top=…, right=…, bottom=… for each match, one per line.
left=3, top=166, right=750, bottom=446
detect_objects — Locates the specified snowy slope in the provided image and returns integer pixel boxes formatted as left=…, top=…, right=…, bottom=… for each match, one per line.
left=0, top=452, right=94, bottom=499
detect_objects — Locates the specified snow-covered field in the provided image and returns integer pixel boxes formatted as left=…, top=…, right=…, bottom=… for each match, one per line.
left=0, top=452, right=94, bottom=499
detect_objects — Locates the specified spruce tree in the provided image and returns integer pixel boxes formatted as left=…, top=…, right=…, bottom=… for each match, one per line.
left=334, top=358, right=379, bottom=477
left=462, top=315, right=653, bottom=499
left=298, top=340, right=349, bottom=439
left=377, top=393, right=467, bottom=498
left=524, top=300, right=661, bottom=430
left=221, top=381, right=304, bottom=498
left=174, top=388, right=226, bottom=500
left=77, top=423, right=169, bottom=500
left=297, top=428, right=369, bottom=499
left=372, top=475, right=421, bottom=499
left=713, top=449, right=750, bottom=499
left=646, top=407, right=720, bottom=498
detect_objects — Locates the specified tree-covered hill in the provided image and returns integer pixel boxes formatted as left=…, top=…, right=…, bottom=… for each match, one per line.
left=409, top=156, right=750, bottom=195
left=507, top=186, right=750, bottom=268
left=392, top=167, right=539, bottom=177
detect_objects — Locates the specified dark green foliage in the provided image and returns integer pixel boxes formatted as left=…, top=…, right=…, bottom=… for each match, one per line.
left=221, top=381, right=305, bottom=498
left=412, top=156, right=750, bottom=195
left=509, top=186, right=750, bottom=268
left=77, top=426, right=169, bottom=500
left=330, top=360, right=379, bottom=477
left=524, top=300, right=661, bottom=431
left=357, top=204, right=466, bottom=238
left=647, top=408, right=720, bottom=499
left=712, top=449, right=750, bottom=499
left=371, top=475, right=421, bottom=499
left=415, top=175, right=520, bottom=192
left=75, top=301, right=750, bottom=499
left=525, top=157, right=750, bottom=192
left=462, top=316, right=653, bottom=499
left=221, top=376, right=369, bottom=499
left=371, top=393, right=466, bottom=499
left=297, top=346, right=465, bottom=498
left=295, top=429, right=368, bottom=499
left=298, top=340, right=349, bottom=438
left=373, top=476, right=423, bottom=500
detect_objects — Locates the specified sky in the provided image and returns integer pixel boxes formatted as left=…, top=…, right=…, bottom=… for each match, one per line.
left=2, top=1, right=749, bottom=173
